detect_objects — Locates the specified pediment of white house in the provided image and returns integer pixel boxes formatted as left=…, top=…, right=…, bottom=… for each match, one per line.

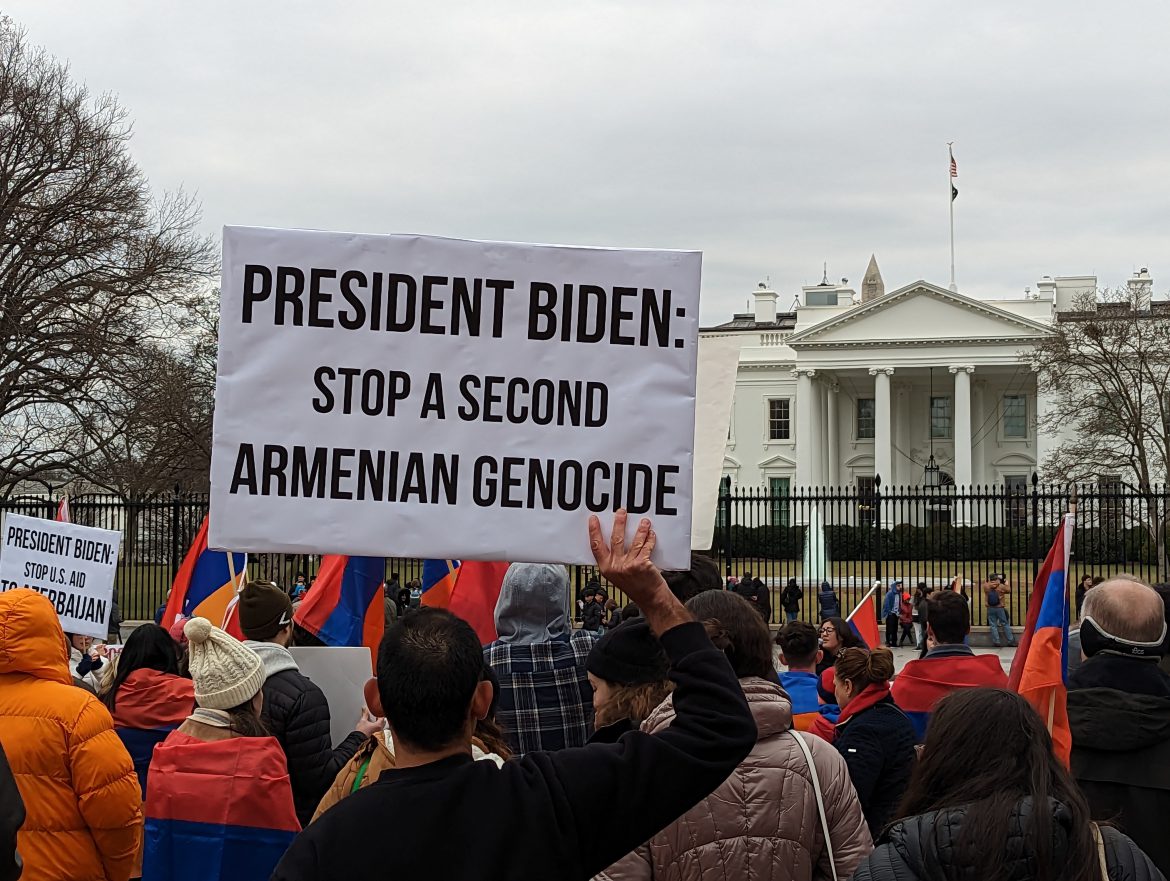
left=758, top=453, right=798, bottom=470
left=787, top=282, right=1053, bottom=349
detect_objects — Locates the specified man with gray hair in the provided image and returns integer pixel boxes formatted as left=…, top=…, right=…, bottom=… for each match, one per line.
left=1069, top=575, right=1170, bottom=877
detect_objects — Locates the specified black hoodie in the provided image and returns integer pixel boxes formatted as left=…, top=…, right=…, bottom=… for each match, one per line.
left=1068, top=654, right=1170, bottom=878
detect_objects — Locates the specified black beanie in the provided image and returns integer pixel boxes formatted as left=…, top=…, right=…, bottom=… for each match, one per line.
left=586, top=620, right=669, bottom=686
left=238, top=580, right=294, bottom=641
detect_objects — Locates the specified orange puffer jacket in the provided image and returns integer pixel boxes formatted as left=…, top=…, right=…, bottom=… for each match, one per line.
left=0, top=589, right=142, bottom=881
left=597, top=677, right=873, bottom=881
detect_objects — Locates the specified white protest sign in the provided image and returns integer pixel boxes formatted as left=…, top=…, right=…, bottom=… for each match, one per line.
left=289, top=646, right=373, bottom=748
left=0, top=514, right=122, bottom=639
left=209, top=227, right=702, bottom=568
left=690, top=335, right=741, bottom=550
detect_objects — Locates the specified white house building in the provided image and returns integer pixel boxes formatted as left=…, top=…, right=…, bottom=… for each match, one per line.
left=704, top=260, right=1157, bottom=524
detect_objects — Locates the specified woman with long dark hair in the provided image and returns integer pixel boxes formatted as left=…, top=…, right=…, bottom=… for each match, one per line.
left=104, top=623, right=195, bottom=799
left=853, top=688, right=1164, bottom=881
left=816, top=616, right=864, bottom=677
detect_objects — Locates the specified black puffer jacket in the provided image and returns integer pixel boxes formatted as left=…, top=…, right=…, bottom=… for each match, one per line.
left=246, top=641, right=365, bottom=826
left=834, top=692, right=917, bottom=838
left=854, top=798, right=1164, bottom=881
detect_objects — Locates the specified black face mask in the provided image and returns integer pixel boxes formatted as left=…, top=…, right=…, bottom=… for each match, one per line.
left=1080, top=615, right=1167, bottom=660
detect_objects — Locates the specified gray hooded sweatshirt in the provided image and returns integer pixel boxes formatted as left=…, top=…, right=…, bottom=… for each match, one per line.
left=484, top=563, right=598, bottom=756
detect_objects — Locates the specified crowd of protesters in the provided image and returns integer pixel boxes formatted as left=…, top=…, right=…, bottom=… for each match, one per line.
left=1, top=513, right=1169, bottom=881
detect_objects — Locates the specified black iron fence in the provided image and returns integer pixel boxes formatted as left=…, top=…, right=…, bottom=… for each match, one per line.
left=0, top=493, right=607, bottom=621
left=3, top=476, right=1167, bottom=625
left=715, top=475, right=1170, bottom=625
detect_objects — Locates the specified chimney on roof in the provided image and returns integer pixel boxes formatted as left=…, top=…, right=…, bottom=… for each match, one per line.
left=1128, top=267, right=1153, bottom=311
left=861, top=254, right=885, bottom=302
left=753, top=281, right=778, bottom=324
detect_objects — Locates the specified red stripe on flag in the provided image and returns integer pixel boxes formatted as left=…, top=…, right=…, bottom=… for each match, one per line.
left=846, top=587, right=882, bottom=651
left=161, top=516, right=209, bottom=630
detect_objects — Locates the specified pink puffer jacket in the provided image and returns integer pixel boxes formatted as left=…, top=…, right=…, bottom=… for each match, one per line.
left=597, top=677, right=873, bottom=881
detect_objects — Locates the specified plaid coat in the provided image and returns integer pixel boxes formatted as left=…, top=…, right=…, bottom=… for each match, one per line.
left=484, top=630, right=598, bottom=757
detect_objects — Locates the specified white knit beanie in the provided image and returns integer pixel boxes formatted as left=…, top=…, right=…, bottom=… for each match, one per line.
left=183, top=617, right=266, bottom=710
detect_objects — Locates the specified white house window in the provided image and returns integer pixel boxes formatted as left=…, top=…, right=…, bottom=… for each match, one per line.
left=1098, top=475, right=1123, bottom=531
left=857, top=475, right=876, bottom=526
left=1003, top=394, right=1028, bottom=438
left=856, top=398, right=875, bottom=440
left=769, top=477, right=790, bottom=527
left=1004, top=474, right=1028, bottom=526
left=930, top=396, right=953, bottom=439
left=768, top=399, right=791, bottom=441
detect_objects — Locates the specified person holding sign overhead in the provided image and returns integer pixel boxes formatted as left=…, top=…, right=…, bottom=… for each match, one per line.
left=272, top=511, right=757, bottom=881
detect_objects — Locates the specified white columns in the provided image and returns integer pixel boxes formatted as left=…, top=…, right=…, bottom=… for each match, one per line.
left=870, top=367, right=894, bottom=485
left=795, top=369, right=816, bottom=487
left=826, top=381, right=840, bottom=486
left=895, top=382, right=911, bottom=487
left=809, top=376, right=824, bottom=485
left=972, top=380, right=986, bottom=486
left=950, top=365, right=974, bottom=488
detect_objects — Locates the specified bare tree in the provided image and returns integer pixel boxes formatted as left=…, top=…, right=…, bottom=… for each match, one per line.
left=0, top=21, right=215, bottom=496
left=1032, top=285, right=1170, bottom=578
left=78, top=293, right=217, bottom=498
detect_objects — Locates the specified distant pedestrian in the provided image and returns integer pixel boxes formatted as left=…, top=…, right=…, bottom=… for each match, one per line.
left=1075, top=573, right=1094, bottom=619
left=882, top=580, right=902, bottom=647
left=781, top=578, right=802, bottom=623
left=984, top=574, right=1016, bottom=648
left=912, top=583, right=929, bottom=651
left=818, top=580, right=840, bottom=620
left=898, top=588, right=914, bottom=647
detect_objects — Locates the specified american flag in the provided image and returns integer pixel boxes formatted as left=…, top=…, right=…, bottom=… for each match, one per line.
left=950, top=154, right=958, bottom=177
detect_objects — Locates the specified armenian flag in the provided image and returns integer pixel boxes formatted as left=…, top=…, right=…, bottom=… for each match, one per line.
left=846, top=585, right=882, bottom=650
left=421, top=560, right=510, bottom=645
left=1009, top=511, right=1074, bottom=764
left=293, top=555, right=385, bottom=661
left=143, top=732, right=299, bottom=881
left=111, top=671, right=195, bottom=798
left=160, top=517, right=246, bottom=630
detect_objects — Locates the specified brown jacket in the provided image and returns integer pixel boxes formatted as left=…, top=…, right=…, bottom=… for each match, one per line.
left=597, top=677, right=873, bottom=881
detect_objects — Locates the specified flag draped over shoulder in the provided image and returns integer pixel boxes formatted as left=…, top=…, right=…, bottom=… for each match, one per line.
left=1009, top=512, right=1074, bottom=764
left=294, top=555, right=385, bottom=660
left=160, top=517, right=246, bottom=630
left=891, top=652, right=1008, bottom=742
left=143, top=732, right=299, bottom=881
left=421, top=560, right=510, bottom=645
left=846, top=587, right=882, bottom=651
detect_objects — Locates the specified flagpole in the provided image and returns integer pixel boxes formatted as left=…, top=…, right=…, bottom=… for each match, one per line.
left=848, top=584, right=879, bottom=620
left=947, top=142, right=957, bottom=292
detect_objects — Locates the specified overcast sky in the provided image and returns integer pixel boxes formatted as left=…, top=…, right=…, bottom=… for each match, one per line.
left=10, top=1, right=1170, bottom=322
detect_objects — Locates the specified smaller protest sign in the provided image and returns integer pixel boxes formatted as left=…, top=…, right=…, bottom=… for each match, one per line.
left=0, top=513, right=122, bottom=639
left=289, top=646, right=373, bottom=748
